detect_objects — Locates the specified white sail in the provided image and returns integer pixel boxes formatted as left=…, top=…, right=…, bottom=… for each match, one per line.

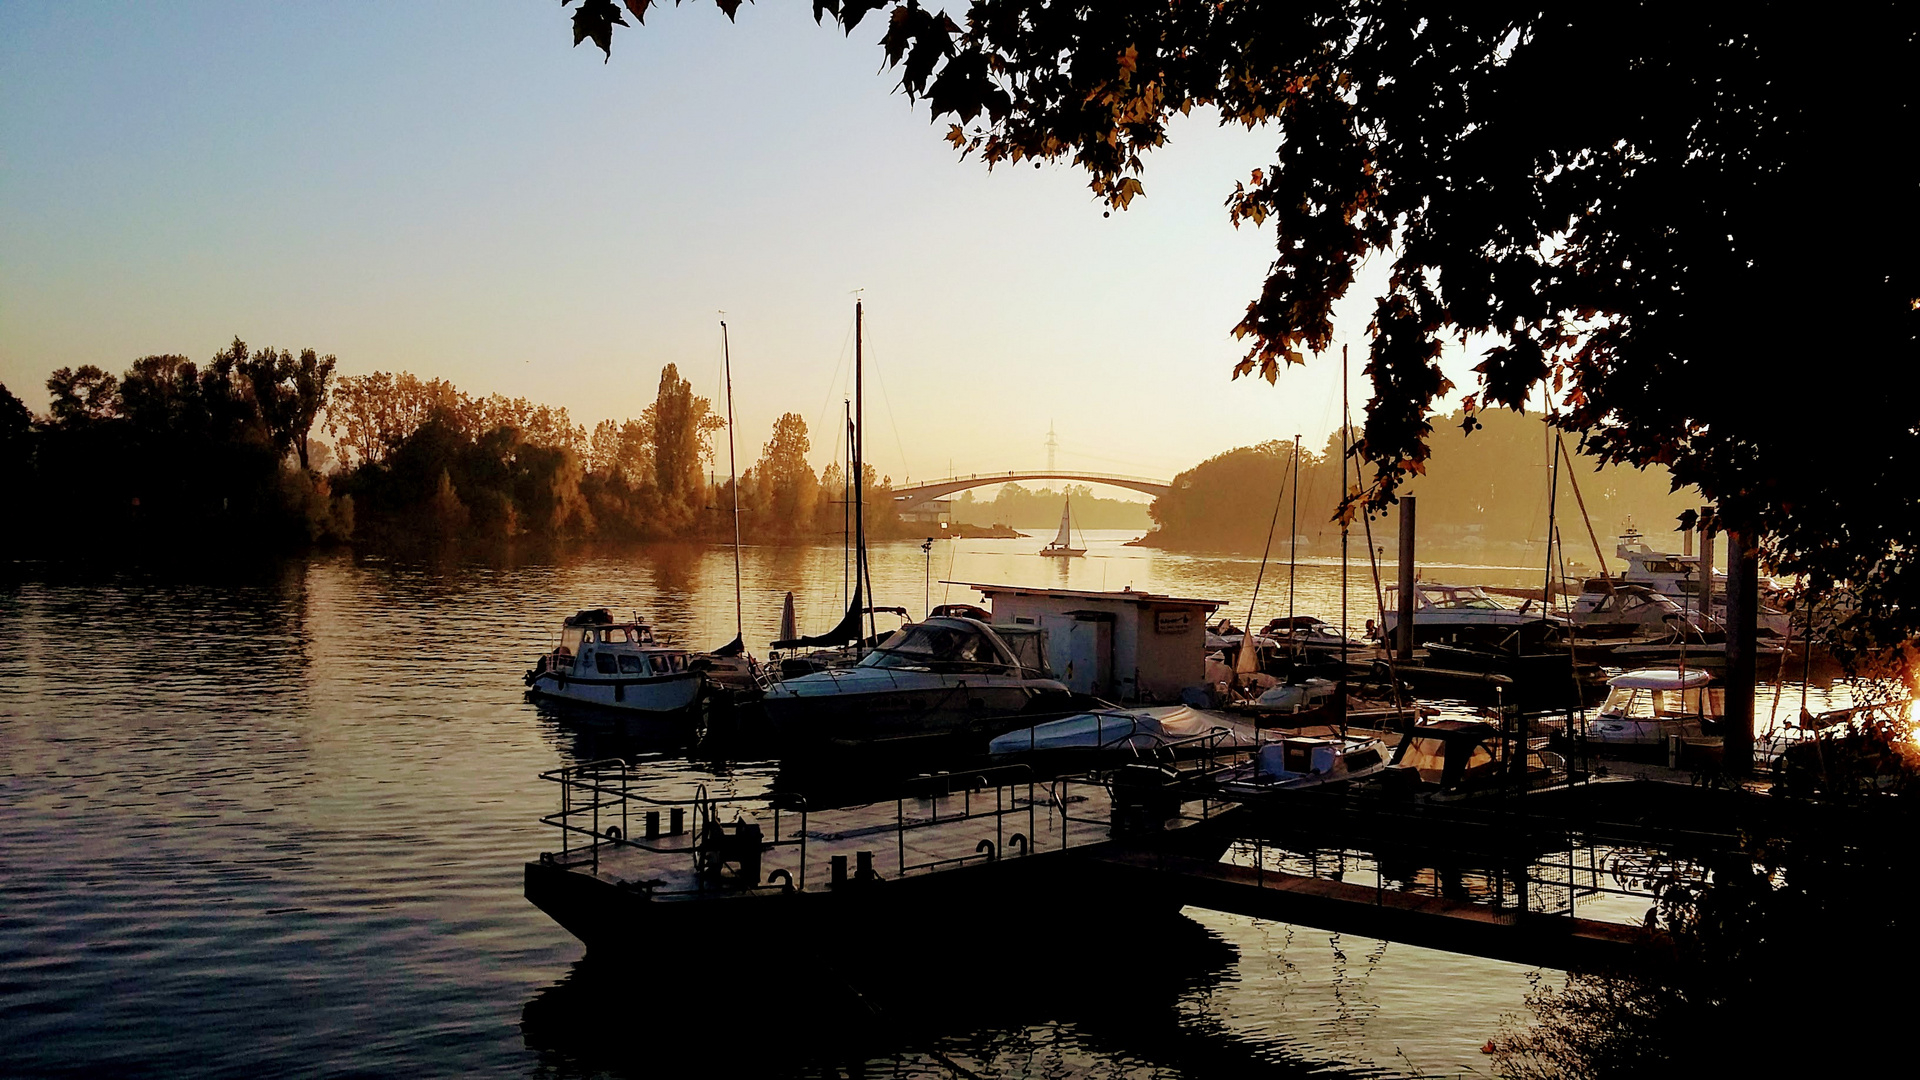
left=1052, top=498, right=1073, bottom=549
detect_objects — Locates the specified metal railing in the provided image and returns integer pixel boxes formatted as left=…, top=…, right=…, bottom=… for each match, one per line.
left=539, top=759, right=806, bottom=884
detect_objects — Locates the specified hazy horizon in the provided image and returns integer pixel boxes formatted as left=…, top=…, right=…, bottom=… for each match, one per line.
left=1, top=2, right=1500, bottom=482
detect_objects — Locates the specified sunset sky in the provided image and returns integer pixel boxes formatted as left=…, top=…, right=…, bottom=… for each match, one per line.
left=2, top=2, right=1481, bottom=486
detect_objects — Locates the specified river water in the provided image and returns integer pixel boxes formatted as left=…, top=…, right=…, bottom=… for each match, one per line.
left=0, top=531, right=1855, bottom=1078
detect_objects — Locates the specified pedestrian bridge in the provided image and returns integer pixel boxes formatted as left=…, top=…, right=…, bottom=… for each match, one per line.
left=891, top=470, right=1172, bottom=509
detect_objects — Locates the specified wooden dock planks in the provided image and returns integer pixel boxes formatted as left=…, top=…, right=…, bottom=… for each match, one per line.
left=1086, top=849, right=1664, bottom=973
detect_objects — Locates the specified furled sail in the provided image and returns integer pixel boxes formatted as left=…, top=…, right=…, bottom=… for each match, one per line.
left=771, top=583, right=863, bottom=650
left=777, top=591, right=797, bottom=643
left=1234, top=633, right=1261, bottom=676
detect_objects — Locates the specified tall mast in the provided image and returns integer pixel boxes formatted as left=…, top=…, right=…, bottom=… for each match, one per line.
left=721, top=319, right=743, bottom=648
left=855, top=300, right=874, bottom=644
left=1286, top=433, right=1301, bottom=639
left=1341, top=346, right=1350, bottom=730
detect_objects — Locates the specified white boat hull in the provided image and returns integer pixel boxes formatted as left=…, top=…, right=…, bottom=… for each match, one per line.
left=528, top=670, right=704, bottom=715
left=763, top=667, right=1059, bottom=747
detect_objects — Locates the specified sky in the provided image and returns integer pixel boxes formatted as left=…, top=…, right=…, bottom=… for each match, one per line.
left=1, top=1, right=1481, bottom=489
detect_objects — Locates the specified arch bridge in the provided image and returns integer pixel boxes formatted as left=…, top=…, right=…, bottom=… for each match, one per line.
left=891, top=470, right=1172, bottom=509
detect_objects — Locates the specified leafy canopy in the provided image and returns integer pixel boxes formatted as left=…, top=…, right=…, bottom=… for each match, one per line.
left=561, top=2, right=1918, bottom=647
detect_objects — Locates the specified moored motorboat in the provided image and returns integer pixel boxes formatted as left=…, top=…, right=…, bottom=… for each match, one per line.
left=761, top=615, right=1073, bottom=750
left=1380, top=582, right=1569, bottom=647
left=1580, top=667, right=1719, bottom=747
left=1208, top=731, right=1393, bottom=798
left=524, top=608, right=703, bottom=716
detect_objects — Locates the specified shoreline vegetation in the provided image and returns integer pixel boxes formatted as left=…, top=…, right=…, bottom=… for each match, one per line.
left=2, top=342, right=1694, bottom=560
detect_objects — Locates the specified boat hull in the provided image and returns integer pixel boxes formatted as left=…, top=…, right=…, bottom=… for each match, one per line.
left=527, top=669, right=704, bottom=715
left=761, top=679, right=1053, bottom=749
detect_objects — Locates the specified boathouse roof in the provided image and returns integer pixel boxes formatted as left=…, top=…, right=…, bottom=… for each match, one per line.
left=944, top=582, right=1225, bottom=611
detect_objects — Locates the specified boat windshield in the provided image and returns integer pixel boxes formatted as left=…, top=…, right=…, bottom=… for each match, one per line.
left=1425, top=588, right=1504, bottom=610
left=1601, top=686, right=1707, bottom=719
left=860, top=623, right=1016, bottom=674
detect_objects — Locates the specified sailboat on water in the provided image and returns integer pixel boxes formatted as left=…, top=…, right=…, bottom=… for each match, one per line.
left=761, top=300, right=1070, bottom=750
left=690, top=319, right=764, bottom=702
left=1038, top=496, right=1086, bottom=557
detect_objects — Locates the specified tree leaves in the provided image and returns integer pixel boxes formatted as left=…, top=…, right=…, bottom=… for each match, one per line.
left=564, top=0, right=627, bottom=59
left=558, top=2, right=1920, bottom=656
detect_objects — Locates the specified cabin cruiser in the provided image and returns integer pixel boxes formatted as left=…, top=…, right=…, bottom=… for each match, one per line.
left=1581, top=668, right=1721, bottom=747
left=1382, top=719, right=1566, bottom=798
left=1259, top=615, right=1372, bottom=657
left=1210, top=731, right=1393, bottom=798
left=524, top=609, right=703, bottom=715
left=1614, top=526, right=1791, bottom=638
left=761, top=616, right=1072, bottom=750
left=1568, top=582, right=1709, bottom=638
left=1379, top=582, right=1569, bottom=646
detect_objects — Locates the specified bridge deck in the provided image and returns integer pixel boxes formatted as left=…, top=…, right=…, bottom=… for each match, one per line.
left=891, top=470, right=1172, bottom=508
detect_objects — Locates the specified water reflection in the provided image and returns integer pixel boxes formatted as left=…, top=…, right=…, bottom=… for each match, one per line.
left=520, top=912, right=1252, bottom=1079
left=1, top=540, right=1872, bottom=1079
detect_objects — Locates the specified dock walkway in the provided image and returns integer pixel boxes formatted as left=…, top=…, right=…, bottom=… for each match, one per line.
left=1089, top=848, right=1662, bottom=973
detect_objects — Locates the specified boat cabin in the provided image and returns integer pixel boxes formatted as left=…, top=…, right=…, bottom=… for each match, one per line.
left=858, top=616, right=1025, bottom=676
left=1572, top=582, right=1698, bottom=630
left=1255, top=736, right=1386, bottom=783
left=553, top=609, right=690, bottom=678
left=1595, top=668, right=1721, bottom=729
left=1389, top=720, right=1507, bottom=789
left=1385, top=583, right=1514, bottom=615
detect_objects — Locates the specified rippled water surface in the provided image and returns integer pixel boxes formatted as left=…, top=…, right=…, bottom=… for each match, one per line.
left=0, top=534, right=1854, bottom=1078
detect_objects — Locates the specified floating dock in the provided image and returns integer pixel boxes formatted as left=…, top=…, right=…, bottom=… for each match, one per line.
left=1087, top=848, right=1661, bottom=972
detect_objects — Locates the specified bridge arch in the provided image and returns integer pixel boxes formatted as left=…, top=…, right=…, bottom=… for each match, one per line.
left=889, top=471, right=1172, bottom=509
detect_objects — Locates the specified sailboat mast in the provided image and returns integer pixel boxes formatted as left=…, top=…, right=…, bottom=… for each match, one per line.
left=855, top=300, right=874, bottom=644
left=721, top=320, right=743, bottom=646
left=1341, top=347, right=1350, bottom=667
left=1341, top=347, right=1350, bottom=732
left=1287, top=434, right=1301, bottom=638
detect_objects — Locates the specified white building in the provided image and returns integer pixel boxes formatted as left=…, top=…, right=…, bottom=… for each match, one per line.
left=952, top=582, right=1223, bottom=703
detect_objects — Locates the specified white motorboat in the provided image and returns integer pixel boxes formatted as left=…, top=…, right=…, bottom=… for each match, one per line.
left=1259, top=615, right=1372, bottom=657
left=1211, top=732, right=1393, bottom=797
left=524, top=609, right=703, bottom=716
left=1380, top=582, right=1568, bottom=645
left=1583, top=668, right=1720, bottom=747
left=762, top=616, right=1072, bottom=749
left=1568, top=581, right=1707, bottom=638
left=1613, top=526, right=1792, bottom=638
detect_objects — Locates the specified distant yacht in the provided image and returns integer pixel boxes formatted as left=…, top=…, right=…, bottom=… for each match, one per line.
left=1038, top=496, right=1086, bottom=557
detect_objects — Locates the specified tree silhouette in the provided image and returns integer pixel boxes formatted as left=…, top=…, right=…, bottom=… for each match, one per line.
left=562, top=2, right=1918, bottom=647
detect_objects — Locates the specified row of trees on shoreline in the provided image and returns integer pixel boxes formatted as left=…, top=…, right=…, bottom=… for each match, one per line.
left=1140, top=408, right=1700, bottom=557
left=0, top=341, right=922, bottom=555
left=3, top=342, right=1700, bottom=559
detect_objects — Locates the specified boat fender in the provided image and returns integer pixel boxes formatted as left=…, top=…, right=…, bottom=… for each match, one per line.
left=605, top=826, right=621, bottom=842
left=1007, top=833, right=1028, bottom=857
left=767, top=869, right=793, bottom=891
left=976, top=839, right=996, bottom=861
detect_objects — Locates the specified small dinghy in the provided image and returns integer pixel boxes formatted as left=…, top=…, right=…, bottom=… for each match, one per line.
left=1209, top=732, right=1393, bottom=798
left=1582, top=667, right=1720, bottom=747
left=524, top=608, right=703, bottom=716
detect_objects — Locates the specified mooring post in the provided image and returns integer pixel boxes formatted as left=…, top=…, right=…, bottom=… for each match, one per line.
left=1724, top=528, right=1758, bottom=776
left=1698, top=508, right=1715, bottom=620
left=1396, top=496, right=1417, bottom=660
